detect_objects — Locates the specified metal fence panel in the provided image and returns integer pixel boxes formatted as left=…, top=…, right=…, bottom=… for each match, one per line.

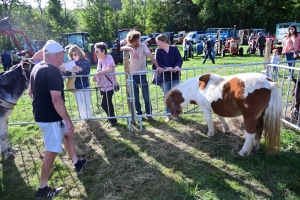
left=8, top=61, right=300, bottom=131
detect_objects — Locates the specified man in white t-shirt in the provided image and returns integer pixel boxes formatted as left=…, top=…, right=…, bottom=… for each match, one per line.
left=182, top=38, right=189, bottom=61
left=121, top=31, right=161, bottom=121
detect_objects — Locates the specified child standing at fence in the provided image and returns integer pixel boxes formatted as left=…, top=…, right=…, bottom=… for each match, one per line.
left=269, top=49, right=282, bottom=81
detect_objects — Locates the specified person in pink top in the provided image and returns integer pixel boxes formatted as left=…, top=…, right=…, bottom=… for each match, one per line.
left=93, top=42, right=118, bottom=127
left=282, top=25, right=300, bottom=79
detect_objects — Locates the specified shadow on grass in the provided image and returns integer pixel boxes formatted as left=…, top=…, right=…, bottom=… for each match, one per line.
left=3, top=116, right=299, bottom=199
left=0, top=155, right=36, bottom=200
left=75, top=120, right=213, bottom=199
left=148, top=116, right=300, bottom=199
left=120, top=118, right=276, bottom=199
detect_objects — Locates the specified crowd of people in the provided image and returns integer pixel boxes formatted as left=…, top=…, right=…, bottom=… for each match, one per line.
left=4, top=31, right=182, bottom=198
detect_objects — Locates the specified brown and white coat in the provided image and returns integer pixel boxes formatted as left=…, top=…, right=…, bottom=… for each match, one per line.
left=165, top=73, right=282, bottom=156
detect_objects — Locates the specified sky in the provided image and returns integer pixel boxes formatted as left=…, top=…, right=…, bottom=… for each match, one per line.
left=26, top=0, right=86, bottom=10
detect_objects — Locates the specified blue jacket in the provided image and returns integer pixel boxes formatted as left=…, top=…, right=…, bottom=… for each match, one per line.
left=155, top=46, right=183, bottom=82
left=64, top=58, right=91, bottom=89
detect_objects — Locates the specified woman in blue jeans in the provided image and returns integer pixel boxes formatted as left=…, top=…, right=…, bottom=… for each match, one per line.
left=155, top=34, right=183, bottom=122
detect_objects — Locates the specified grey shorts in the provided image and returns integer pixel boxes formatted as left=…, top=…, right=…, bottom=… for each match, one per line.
left=37, top=120, right=68, bottom=153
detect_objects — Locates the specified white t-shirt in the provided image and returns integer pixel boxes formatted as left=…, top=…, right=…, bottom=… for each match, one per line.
left=183, top=41, right=189, bottom=51
left=127, top=43, right=150, bottom=73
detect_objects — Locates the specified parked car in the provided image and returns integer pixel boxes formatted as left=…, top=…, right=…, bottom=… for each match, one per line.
left=173, top=31, right=187, bottom=44
left=162, top=32, right=174, bottom=44
left=184, top=30, right=206, bottom=44
left=140, top=36, right=149, bottom=43
left=145, top=33, right=160, bottom=45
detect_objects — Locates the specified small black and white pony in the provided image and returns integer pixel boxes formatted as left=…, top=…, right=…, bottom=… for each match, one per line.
left=0, top=59, right=34, bottom=159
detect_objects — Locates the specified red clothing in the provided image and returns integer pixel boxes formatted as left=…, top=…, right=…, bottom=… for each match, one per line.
left=282, top=35, right=300, bottom=53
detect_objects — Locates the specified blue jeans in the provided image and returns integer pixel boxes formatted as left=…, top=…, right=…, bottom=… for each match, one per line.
left=285, top=52, right=296, bottom=76
left=203, top=48, right=215, bottom=64
left=132, top=75, right=152, bottom=115
left=160, top=79, right=180, bottom=113
left=183, top=50, right=188, bottom=60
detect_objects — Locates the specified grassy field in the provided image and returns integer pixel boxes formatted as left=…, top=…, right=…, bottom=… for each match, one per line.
left=1, top=45, right=300, bottom=200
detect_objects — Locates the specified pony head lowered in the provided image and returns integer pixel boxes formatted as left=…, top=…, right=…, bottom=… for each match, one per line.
left=164, top=73, right=282, bottom=156
left=0, top=58, right=35, bottom=159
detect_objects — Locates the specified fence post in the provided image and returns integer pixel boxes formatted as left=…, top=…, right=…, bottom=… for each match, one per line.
left=264, top=40, right=271, bottom=70
left=123, top=50, right=136, bottom=124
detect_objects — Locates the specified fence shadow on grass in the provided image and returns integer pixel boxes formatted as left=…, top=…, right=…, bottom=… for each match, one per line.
left=0, top=156, right=36, bottom=200
left=118, top=118, right=276, bottom=199
left=73, top=120, right=213, bottom=199
left=156, top=116, right=300, bottom=199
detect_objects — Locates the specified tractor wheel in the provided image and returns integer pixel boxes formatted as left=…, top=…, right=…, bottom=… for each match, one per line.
left=221, top=49, right=225, bottom=57
left=238, top=47, right=244, bottom=56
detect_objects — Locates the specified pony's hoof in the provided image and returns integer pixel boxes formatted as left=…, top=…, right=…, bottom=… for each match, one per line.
left=225, top=131, right=231, bottom=135
left=238, top=150, right=250, bottom=156
left=252, top=144, right=259, bottom=151
left=207, top=132, right=214, bottom=137
left=172, top=116, right=179, bottom=121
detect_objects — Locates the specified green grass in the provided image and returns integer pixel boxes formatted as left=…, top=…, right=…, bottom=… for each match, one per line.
left=1, top=45, right=300, bottom=200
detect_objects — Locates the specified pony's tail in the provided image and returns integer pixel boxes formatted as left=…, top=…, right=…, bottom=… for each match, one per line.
left=263, top=83, right=282, bottom=154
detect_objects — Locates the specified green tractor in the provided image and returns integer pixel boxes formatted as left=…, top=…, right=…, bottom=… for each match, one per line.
left=59, top=32, right=97, bottom=64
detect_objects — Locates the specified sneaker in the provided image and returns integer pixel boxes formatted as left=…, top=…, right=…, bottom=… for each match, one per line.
left=36, top=186, right=63, bottom=199
left=107, top=121, right=118, bottom=127
left=165, top=116, right=171, bottom=122
left=8, top=147, right=19, bottom=154
left=147, top=116, right=155, bottom=122
left=2, top=150, right=14, bottom=159
left=75, top=158, right=88, bottom=173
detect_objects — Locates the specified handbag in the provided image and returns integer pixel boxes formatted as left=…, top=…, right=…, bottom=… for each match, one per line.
left=151, top=63, right=164, bottom=85
left=294, top=51, right=300, bottom=59
left=104, top=75, right=120, bottom=92
left=100, top=63, right=120, bottom=92
left=291, top=39, right=300, bottom=59
left=152, top=72, right=164, bottom=85
left=66, top=72, right=76, bottom=91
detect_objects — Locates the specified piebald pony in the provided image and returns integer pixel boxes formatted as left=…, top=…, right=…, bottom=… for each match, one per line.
left=165, top=73, right=282, bottom=156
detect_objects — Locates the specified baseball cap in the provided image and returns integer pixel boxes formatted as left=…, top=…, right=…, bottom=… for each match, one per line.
left=43, top=40, right=65, bottom=54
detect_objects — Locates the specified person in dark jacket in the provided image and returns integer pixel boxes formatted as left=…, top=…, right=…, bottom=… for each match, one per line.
left=202, top=38, right=215, bottom=64
left=155, top=34, right=183, bottom=122
left=0, top=49, right=13, bottom=71
left=62, top=45, right=92, bottom=119
left=256, top=32, right=266, bottom=57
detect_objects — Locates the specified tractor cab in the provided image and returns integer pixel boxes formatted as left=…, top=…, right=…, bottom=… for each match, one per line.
left=59, top=32, right=97, bottom=64
left=23, top=40, right=45, bottom=52
left=60, top=32, right=89, bottom=51
left=110, top=29, right=130, bottom=64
